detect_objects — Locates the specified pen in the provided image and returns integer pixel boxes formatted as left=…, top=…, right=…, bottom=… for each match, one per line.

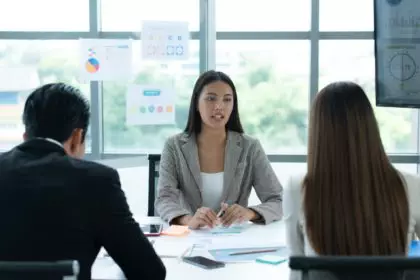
left=217, top=201, right=232, bottom=218
left=229, top=249, right=278, bottom=256
left=216, top=208, right=226, bottom=218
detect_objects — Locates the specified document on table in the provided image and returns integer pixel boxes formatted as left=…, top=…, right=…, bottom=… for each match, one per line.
left=152, top=239, right=193, bottom=258
left=190, top=223, right=250, bottom=236
left=208, top=245, right=288, bottom=263
left=207, top=238, right=287, bottom=262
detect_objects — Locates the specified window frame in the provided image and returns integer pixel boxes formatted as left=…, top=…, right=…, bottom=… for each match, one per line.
left=0, top=0, right=417, bottom=172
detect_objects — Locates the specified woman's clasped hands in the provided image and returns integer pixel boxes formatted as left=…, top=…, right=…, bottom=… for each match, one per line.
left=185, top=203, right=256, bottom=229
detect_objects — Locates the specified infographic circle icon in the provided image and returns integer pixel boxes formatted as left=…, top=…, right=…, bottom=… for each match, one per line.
left=86, top=57, right=100, bottom=73
left=389, top=53, right=417, bottom=81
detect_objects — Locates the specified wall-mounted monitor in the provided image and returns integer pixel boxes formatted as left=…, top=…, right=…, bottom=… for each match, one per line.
left=375, top=0, right=420, bottom=108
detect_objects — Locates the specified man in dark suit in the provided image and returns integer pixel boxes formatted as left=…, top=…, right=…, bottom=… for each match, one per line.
left=0, top=83, right=166, bottom=279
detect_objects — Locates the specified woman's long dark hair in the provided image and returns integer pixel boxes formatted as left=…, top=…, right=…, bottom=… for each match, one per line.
left=304, top=81, right=409, bottom=255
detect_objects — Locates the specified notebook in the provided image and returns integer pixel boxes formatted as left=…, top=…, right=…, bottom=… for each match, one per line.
left=161, top=225, right=190, bottom=236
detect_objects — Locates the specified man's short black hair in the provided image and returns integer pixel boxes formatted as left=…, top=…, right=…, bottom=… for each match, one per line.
left=23, top=83, right=90, bottom=143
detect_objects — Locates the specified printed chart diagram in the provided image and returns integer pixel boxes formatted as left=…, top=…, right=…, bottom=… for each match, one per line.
left=85, top=48, right=100, bottom=73
left=79, top=39, right=132, bottom=81
left=141, top=21, right=189, bottom=60
left=388, top=51, right=417, bottom=82
left=378, top=43, right=420, bottom=101
left=126, top=85, right=176, bottom=125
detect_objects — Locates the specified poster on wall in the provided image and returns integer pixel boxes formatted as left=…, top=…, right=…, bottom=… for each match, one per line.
left=375, top=0, right=420, bottom=108
left=126, top=85, right=176, bottom=125
left=141, top=21, right=189, bottom=60
left=79, top=39, right=133, bottom=81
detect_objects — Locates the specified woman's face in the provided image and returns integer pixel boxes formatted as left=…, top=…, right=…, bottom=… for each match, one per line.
left=198, top=81, right=234, bottom=131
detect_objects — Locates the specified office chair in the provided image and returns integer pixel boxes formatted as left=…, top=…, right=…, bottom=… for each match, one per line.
left=289, top=256, right=420, bottom=280
left=148, top=154, right=161, bottom=216
left=0, top=260, right=79, bottom=280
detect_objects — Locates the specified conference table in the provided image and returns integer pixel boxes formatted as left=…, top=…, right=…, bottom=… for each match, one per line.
left=92, top=217, right=290, bottom=280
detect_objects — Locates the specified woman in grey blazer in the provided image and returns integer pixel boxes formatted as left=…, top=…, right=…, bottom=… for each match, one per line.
left=155, top=70, right=283, bottom=229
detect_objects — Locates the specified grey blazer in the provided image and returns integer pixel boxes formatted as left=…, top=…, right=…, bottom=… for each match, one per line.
left=155, top=131, right=283, bottom=224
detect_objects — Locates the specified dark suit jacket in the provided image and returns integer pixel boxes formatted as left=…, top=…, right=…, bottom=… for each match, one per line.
left=0, top=139, right=166, bottom=280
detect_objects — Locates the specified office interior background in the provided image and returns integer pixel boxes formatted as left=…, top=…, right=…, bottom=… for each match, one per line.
left=0, top=0, right=418, bottom=216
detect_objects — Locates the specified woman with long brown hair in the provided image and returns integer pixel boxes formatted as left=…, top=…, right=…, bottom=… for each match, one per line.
left=284, top=81, right=420, bottom=279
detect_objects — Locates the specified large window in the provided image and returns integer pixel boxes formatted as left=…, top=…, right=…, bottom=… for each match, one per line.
left=319, top=40, right=417, bottom=153
left=320, top=0, right=373, bottom=31
left=0, top=0, right=88, bottom=31
left=1, top=0, right=419, bottom=216
left=102, top=41, right=199, bottom=153
left=0, top=41, right=91, bottom=150
left=216, top=41, right=310, bottom=153
left=216, top=0, right=310, bottom=31
left=101, top=0, right=199, bottom=31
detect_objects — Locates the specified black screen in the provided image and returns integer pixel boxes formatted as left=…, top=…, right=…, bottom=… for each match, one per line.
left=140, top=224, right=162, bottom=234
left=183, top=256, right=224, bottom=268
left=375, top=0, right=420, bottom=108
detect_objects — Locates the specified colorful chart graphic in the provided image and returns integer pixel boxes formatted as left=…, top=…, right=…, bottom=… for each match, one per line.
left=139, top=105, right=172, bottom=114
left=86, top=58, right=100, bottom=73
left=142, top=21, right=189, bottom=60
left=85, top=48, right=100, bottom=73
left=126, top=85, right=176, bottom=125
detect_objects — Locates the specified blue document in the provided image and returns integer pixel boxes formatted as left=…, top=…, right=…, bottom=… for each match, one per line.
left=409, top=240, right=420, bottom=256
left=210, top=224, right=244, bottom=235
left=208, top=246, right=288, bottom=262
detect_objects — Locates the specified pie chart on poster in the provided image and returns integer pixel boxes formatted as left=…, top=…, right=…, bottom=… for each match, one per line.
left=86, top=58, right=100, bottom=73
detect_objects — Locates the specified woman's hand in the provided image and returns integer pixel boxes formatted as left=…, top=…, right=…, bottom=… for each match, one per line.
left=186, top=207, right=218, bottom=229
left=219, top=203, right=257, bottom=227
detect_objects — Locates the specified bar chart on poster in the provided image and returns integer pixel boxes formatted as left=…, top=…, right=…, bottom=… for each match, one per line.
left=375, top=0, right=420, bottom=108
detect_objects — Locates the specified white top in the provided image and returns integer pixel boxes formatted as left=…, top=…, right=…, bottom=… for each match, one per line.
left=283, top=171, right=420, bottom=280
left=201, top=172, right=224, bottom=210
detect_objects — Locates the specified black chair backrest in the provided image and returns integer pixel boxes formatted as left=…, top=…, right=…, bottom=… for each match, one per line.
left=289, top=256, right=420, bottom=280
left=0, top=260, right=79, bottom=280
left=148, top=154, right=161, bottom=216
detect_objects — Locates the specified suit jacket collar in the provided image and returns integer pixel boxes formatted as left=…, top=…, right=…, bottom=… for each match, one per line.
left=180, top=133, right=201, bottom=203
left=17, top=139, right=66, bottom=156
left=222, top=131, right=242, bottom=202
left=180, top=130, right=243, bottom=205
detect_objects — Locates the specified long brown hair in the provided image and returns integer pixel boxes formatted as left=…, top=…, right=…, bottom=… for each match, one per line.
left=303, top=81, right=409, bottom=255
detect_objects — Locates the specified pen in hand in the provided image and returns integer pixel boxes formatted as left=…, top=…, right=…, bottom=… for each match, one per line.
left=216, top=202, right=230, bottom=219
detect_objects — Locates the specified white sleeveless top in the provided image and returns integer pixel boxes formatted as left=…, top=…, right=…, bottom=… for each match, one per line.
left=284, top=171, right=420, bottom=280
left=201, top=172, right=224, bottom=210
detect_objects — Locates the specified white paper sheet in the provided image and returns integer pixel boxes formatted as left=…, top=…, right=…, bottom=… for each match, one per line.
left=141, top=20, right=189, bottom=60
left=126, top=85, right=176, bottom=125
left=153, top=239, right=193, bottom=258
left=79, top=39, right=132, bottom=81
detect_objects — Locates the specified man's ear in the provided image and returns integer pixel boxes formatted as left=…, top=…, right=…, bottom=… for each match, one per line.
left=23, top=132, right=28, bottom=141
left=68, top=129, right=83, bottom=155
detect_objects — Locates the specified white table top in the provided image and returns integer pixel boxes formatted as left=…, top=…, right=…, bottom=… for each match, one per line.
left=92, top=217, right=290, bottom=280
